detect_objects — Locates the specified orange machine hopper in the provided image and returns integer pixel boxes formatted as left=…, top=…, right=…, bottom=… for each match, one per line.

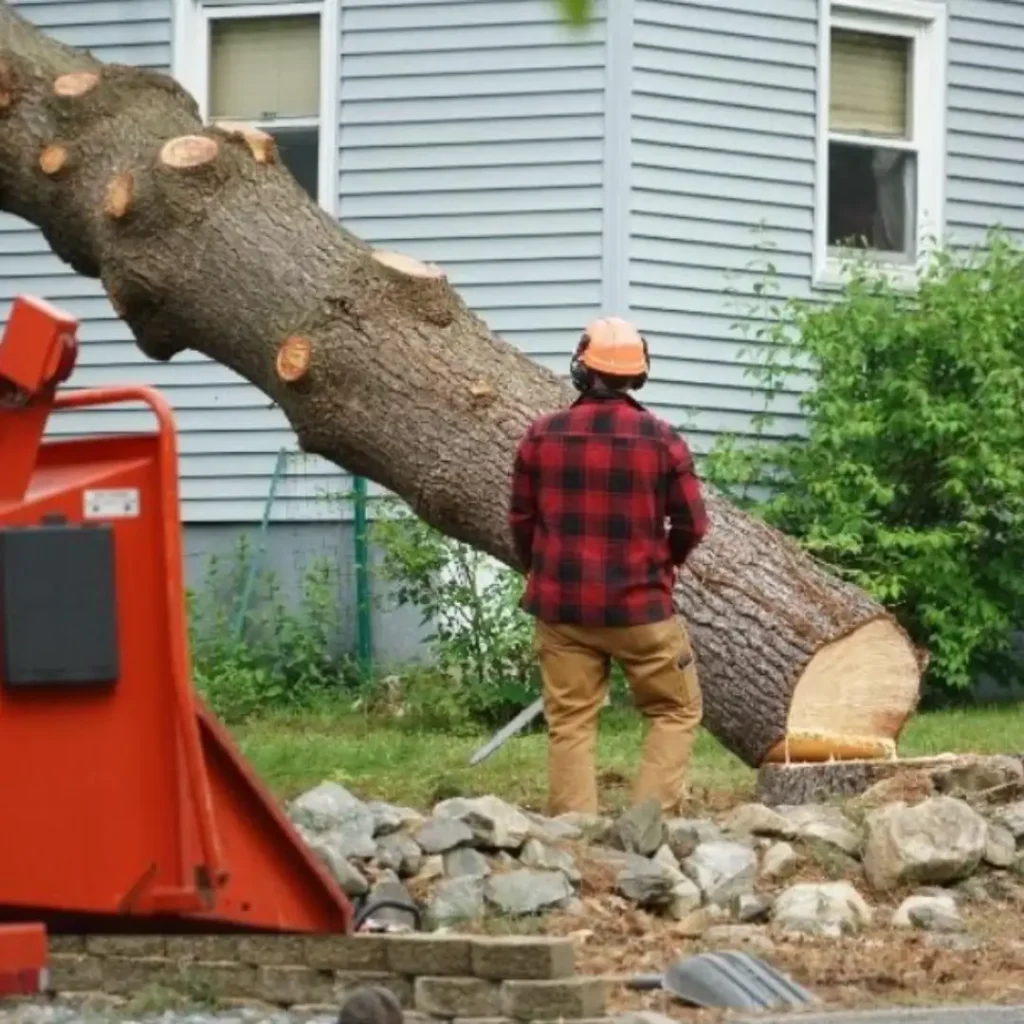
left=0, top=296, right=352, bottom=934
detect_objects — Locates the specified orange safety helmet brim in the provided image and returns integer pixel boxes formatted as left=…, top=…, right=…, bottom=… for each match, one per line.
left=579, top=317, right=648, bottom=377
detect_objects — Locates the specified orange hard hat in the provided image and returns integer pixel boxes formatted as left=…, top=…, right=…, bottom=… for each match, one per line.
left=579, top=317, right=648, bottom=376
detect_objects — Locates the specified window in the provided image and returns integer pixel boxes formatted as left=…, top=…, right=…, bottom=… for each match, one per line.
left=173, top=1, right=338, bottom=212
left=815, top=0, right=946, bottom=287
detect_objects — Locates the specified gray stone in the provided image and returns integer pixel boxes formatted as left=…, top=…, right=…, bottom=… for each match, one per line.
left=616, top=854, right=677, bottom=908
left=306, top=837, right=369, bottom=897
left=725, top=803, right=795, bottom=838
left=892, top=894, right=963, bottom=933
left=931, top=756, right=1024, bottom=795
left=525, top=812, right=583, bottom=843
left=430, top=876, right=486, bottom=926
left=664, top=817, right=721, bottom=860
left=734, top=892, right=773, bottom=923
left=604, top=799, right=664, bottom=857
left=319, top=823, right=377, bottom=861
left=651, top=844, right=683, bottom=878
left=772, top=881, right=873, bottom=938
left=376, top=831, right=423, bottom=878
left=367, top=800, right=423, bottom=836
left=704, top=923, right=777, bottom=956
left=418, top=854, right=445, bottom=880
left=777, top=804, right=862, bottom=856
left=985, top=824, right=1017, bottom=868
left=444, top=847, right=492, bottom=879
left=862, top=796, right=988, bottom=891
left=925, top=932, right=982, bottom=952
left=519, top=838, right=581, bottom=884
left=682, top=841, right=758, bottom=907
left=289, top=781, right=374, bottom=836
left=484, top=869, right=574, bottom=916
left=416, top=816, right=475, bottom=855
left=993, top=800, right=1024, bottom=840
left=362, top=876, right=419, bottom=931
left=760, top=841, right=801, bottom=883
left=434, top=795, right=533, bottom=850
left=666, top=877, right=702, bottom=919
left=554, top=811, right=609, bottom=840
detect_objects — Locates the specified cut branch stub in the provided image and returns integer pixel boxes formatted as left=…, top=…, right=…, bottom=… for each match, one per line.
left=276, top=335, right=313, bottom=384
left=38, top=144, right=68, bottom=176
left=371, top=249, right=456, bottom=327
left=53, top=71, right=99, bottom=98
left=160, top=134, right=219, bottom=172
left=104, top=173, right=134, bottom=219
left=212, top=121, right=277, bottom=164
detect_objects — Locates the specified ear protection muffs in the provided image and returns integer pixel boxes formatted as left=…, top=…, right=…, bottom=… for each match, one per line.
left=569, top=333, right=651, bottom=394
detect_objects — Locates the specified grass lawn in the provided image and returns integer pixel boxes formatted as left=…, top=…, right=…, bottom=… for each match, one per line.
left=234, top=700, right=1024, bottom=814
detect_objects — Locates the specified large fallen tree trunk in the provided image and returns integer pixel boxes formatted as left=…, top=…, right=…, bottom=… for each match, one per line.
left=0, top=4, right=925, bottom=767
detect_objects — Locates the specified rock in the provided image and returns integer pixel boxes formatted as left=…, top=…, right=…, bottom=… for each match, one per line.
left=682, top=841, right=757, bottom=907
left=361, top=876, right=418, bottom=931
left=852, top=772, right=935, bottom=810
left=429, top=876, right=485, bottom=926
left=555, top=812, right=610, bottom=840
left=519, top=838, right=581, bottom=884
left=617, top=854, right=677, bottom=908
left=443, top=847, right=492, bottom=879
left=484, top=869, right=574, bottom=916
left=290, top=781, right=374, bottom=836
left=671, top=907, right=717, bottom=936
left=993, top=800, right=1024, bottom=840
left=724, top=803, right=795, bottom=838
left=604, top=799, right=664, bottom=856
left=862, top=796, right=988, bottom=891
left=666, top=877, right=702, bottom=919
left=652, top=844, right=682, bottom=876
left=319, top=824, right=377, bottom=861
left=367, top=800, right=423, bottom=836
left=954, top=876, right=991, bottom=904
left=734, top=892, right=773, bottom=923
left=924, top=932, right=982, bottom=952
left=306, top=837, right=369, bottom=897
left=433, top=795, right=533, bottom=850
left=526, top=812, right=583, bottom=842
left=376, top=832, right=423, bottom=878
left=664, top=818, right=722, bottom=860
left=892, top=894, right=963, bottom=933
left=704, top=923, right=776, bottom=956
left=773, top=881, right=873, bottom=938
left=985, top=824, right=1016, bottom=868
left=932, top=756, right=1024, bottom=795
left=760, top=842, right=800, bottom=883
left=416, top=816, right=475, bottom=855
left=777, top=804, right=862, bottom=856
left=418, top=854, right=444, bottom=881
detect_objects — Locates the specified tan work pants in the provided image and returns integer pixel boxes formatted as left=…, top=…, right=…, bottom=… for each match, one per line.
left=535, top=616, right=703, bottom=817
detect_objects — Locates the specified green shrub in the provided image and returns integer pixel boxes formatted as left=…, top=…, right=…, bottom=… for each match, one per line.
left=704, top=230, right=1024, bottom=699
left=187, top=535, right=360, bottom=723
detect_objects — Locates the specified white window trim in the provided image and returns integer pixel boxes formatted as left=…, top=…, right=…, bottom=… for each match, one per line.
left=171, top=0, right=340, bottom=218
left=813, top=0, right=948, bottom=292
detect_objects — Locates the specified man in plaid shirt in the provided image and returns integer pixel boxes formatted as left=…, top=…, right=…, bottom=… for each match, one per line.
left=509, top=317, right=708, bottom=817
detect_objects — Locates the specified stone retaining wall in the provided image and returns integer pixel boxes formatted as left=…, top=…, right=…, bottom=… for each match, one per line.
left=47, top=934, right=608, bottom=1020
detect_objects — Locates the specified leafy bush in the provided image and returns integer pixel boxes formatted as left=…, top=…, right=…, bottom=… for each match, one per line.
left=370, top=498, right=539, bottom=728
left=704, top=231, right=1024, bottom=699
left=188, top=535, right=360, bottom=723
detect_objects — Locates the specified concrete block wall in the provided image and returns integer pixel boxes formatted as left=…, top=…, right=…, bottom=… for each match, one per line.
left=46, top=933, right=609, bottom=1019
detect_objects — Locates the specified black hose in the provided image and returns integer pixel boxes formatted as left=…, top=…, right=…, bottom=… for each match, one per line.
left=353, top=897, right=423, bottom=932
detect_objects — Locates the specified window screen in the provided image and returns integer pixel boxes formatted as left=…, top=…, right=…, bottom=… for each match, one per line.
left=210, top=15, right=320, bottom=122
left=829, top=28, right=911, bottom=139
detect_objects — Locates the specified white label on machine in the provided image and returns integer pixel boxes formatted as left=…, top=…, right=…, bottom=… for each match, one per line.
left=83, top=488, right=140, bottom=519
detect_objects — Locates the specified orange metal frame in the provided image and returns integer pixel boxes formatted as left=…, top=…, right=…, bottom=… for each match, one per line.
left=0, top=296, right=353, bottom=935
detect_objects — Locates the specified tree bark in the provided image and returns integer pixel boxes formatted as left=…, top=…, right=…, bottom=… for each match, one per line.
left=0, top=4, right=925, bottom=768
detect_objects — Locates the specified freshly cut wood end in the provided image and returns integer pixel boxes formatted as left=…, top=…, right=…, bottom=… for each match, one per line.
left=766, top=617, right=921, bottom=764
left=38, top=144, right=67, bottom=176
left=160, top=134, right=219, bottom=170
left=213, top=120, right=277, bottom=164
left=53, top=71, right=99, bottom=98
left=276, top=335, right=312, bottom=384
left=104, top=173, right=133, bottom=219
left=372, top=250, right=446, bottom=280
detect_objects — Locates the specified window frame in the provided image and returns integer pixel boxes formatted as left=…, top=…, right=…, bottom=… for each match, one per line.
left=172, top=0, right=339, bottom=216
left=813, top=0, right=948, bottom=291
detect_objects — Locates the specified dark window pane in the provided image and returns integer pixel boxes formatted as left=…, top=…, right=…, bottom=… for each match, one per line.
left=266, top=125, right=320, bottom=202
left=827, top=141, right=917, bottom=260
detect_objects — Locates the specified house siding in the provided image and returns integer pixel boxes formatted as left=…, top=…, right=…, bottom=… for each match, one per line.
left=337, top=0, right=608, bottom=462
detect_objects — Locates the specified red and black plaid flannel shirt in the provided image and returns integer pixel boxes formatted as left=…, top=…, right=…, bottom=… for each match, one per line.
left=508, top=391, right=708, bottom=627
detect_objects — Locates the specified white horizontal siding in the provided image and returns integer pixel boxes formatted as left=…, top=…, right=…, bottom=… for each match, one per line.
left=629, top=0, right=818, bottom=453
left=338, top=0, right=607, bottom=364
left=2, top=0, right=339, bottom=523
left=946, top=0, right=1024, bottom=244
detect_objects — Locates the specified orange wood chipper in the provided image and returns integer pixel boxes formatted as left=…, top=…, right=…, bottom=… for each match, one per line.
left=0, top=294, right=355, bottom=950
